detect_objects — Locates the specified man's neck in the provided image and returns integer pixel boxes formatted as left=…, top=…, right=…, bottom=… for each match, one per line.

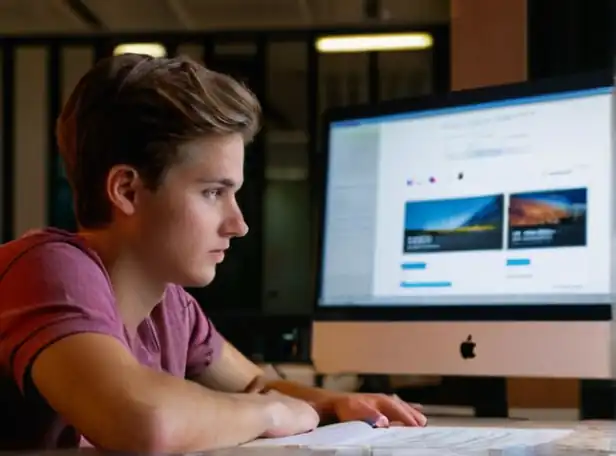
left=79, top=229, right=166, bottom=332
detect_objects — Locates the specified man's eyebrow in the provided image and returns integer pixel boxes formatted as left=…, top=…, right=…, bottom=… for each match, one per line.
left=197, top=178, right=237, bottom=187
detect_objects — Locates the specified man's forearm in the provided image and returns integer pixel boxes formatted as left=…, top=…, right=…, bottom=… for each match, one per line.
left=194, top=341, right=264, bottom=393
left=133, top=369, right=274, bottom=452
left=265, top=379, right=341, bottom=418
left=31, top=334, right=274, bottom=453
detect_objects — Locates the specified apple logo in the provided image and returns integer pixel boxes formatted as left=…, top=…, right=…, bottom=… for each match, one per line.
left=460, top=335, right=476, bottom=359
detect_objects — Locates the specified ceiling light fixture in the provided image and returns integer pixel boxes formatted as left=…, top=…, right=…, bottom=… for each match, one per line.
left=315, top=33, right=433, bottom=53
left=113, top=43, right=167, bottom=58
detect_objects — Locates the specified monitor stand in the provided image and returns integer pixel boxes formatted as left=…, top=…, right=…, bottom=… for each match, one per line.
left=580, top=379, right=616, bottom=419
left=471, top=377, right=508, bottom=418
left=355, top=375, right=509, bottom=418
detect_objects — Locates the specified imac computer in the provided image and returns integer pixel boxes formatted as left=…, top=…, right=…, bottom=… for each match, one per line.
left=311, top=72, right=616, bottom=379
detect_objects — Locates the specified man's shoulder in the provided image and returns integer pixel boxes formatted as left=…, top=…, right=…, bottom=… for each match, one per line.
left=0, top=228, right=101, bottom=265
left=0, top=228, right=106, bottom=284
left=0, top=230, right=119, bottom=450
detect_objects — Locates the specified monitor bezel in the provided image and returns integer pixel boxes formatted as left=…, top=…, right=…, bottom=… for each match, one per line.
left=314, top=70, right=613, bottom=322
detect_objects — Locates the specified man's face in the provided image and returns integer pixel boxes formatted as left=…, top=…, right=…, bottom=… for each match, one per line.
left=129, top=133, right=248, bottom=287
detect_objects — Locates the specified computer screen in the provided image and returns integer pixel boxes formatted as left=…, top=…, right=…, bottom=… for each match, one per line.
left=319, top=76, right=613, bottom=308
left=311, top=73, right=616, bottom=379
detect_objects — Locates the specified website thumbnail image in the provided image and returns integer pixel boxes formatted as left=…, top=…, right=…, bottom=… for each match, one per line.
left=402, top=187, right=587, bottom=254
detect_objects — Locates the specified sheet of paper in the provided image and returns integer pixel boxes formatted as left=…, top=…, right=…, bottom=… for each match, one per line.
left=364, top=426, right=573, bottom=451
left=244, top=423, right=573, bottom=452
left=213, top=448, right=348, bottom=456
left=370, top=450, right=474, bottom=456
left=243, top=422, right=373, bottom=448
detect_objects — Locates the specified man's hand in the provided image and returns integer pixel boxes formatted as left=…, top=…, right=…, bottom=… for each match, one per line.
left=244, top=377, right=319, bottom=438
left=318, top=393, right=427, bottom=428
left=258, top=391, right=320, bottom=438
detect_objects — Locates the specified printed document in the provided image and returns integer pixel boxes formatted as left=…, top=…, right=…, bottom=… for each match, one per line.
left=243, top=421, right=572, bottom=452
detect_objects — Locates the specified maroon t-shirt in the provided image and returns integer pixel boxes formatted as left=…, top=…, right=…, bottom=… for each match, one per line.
left=0, top=228, right=224, bottom=450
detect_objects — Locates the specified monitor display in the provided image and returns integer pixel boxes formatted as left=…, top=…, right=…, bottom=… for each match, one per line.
left=319, top=82, right=613, bottom=307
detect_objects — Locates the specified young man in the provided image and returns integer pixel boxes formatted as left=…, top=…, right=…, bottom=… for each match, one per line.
left=0, top=54, right=425, bottom=452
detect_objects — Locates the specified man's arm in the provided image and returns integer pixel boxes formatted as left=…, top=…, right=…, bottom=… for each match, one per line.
left=193, top=340, right=427, bottom=427
left=31, top=333, right=277, bottom=452
left=193, top=340, right=341, bottom=415
left=0, top=244, right=301, bottom=452
left=194, top=338, right=265, bottom=393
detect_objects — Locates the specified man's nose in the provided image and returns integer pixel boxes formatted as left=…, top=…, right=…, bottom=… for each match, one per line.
left=235, top=217, right=249, bottom=238
left=223, top=205, right=249, bottom=238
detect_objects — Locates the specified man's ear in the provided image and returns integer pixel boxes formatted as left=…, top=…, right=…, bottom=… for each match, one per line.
left=106, top=165, right=142, bottom=217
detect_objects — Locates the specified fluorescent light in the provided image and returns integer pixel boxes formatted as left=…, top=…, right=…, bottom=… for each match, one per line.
left=315, top=33, right=433, bottom=53
left=113, top=43, right=167, bottom=58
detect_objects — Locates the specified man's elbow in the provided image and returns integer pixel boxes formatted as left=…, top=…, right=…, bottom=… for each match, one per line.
left=91, top=406, right=220, bottom=453
left=82, top=406, right=170, bottom=453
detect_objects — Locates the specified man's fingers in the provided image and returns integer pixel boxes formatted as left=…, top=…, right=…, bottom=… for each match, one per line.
left=335, top=397, right=390, bottom=428
left=378, top=400, right=417, bottom=426
left=360, top=406, right=390, bottom=428
left=390, top=395, right=427, bottom=426
left=378, top=396, right=426, bottom=427
left=391, top=395, right=423, bottom=411
left=409, top=405, right=428, bottom=426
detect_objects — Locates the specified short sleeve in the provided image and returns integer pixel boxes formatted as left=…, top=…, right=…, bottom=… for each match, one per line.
left=181, top=289, right=224, bottom=378
left=0, top=242, right=125, bottom=392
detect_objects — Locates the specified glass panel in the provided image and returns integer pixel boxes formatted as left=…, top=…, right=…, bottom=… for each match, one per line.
left=319, top=52, right=369, bottom=110
left=378, top=49, right=433, bottom=101
left=49, top=46, right=94, bottom=232
left=263, top=180, right=312, bottom=315
left=268, top=42, right=307, bottom=131
left=263, top=42, right=311, bottom=315
left=52, top=174, right=77, bottom=232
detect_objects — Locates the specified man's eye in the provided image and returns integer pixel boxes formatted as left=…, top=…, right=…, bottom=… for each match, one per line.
left=203, top=189, right=223, bottom=199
